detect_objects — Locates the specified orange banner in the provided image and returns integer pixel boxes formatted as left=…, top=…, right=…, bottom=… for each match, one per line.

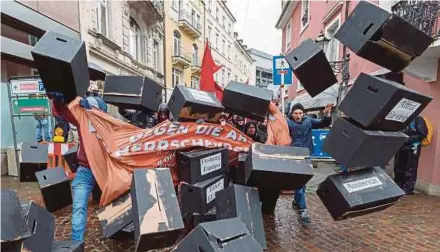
left=67, top=98, right=253, bottom=206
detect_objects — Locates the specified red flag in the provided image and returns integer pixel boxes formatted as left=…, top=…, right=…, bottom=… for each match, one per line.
left=200, top=41, right=224, bottom=101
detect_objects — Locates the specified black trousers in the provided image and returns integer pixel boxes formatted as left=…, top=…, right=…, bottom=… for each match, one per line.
left=394, top=149, right=420, bottom=193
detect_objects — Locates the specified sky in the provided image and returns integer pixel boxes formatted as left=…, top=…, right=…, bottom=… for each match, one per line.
left=226, top=0, right=282, bottom=56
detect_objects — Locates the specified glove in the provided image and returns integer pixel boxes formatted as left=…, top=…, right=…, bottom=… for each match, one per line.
left=47, top=92, right=64, bottom=103
left=196, top=119, right=205, bottom=125
left=79, top=98, right=92, bottom=109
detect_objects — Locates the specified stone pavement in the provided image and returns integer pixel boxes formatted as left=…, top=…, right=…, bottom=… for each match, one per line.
left=2, top=165, right=440, bottom=252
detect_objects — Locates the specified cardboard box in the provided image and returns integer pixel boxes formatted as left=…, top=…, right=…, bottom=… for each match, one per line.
left=131, top=168, right=184, bottom=251
left=103, top=76, right=163, bottom=112
left=192, top=207, right=216, bottom=229
left=62, top=145, right=78, bottom=173
left=317, top=166, right=405, bottom=220
left=285, top=39, right=338, bottom=98
left=168, top=85, right=224, bottom=122
left=241, top=143, right=314, bottom=190
left=222, top=81, right=273, bottom=122
left=339, top=73, right=432, bottom=131
left=172, top=218, right=263, bottom=252
left=1, top=189, right=31, bottom=251
left=334, top=1, right=433, bottom=72
left=322, top=118, right=408, bottom=168
left=51, top=240, right=85, bottom=252
left=177, top=148, right=229, bottom=184
left=22, top=201, right=55, bottom=252
left=97, top=192, right=133, bottom=238
left=19, top=143, right=48, bottom=182
left=35, top=167, right=72, bottom=212
left=92, top=185, right=102, bottom=203
left=31, top=31, right=89, bottom=103
left=216, top=185, right=266, bottom=249
left=258, top=188, right=280, bottom=215
left=179, top=175, right=228, bottom=217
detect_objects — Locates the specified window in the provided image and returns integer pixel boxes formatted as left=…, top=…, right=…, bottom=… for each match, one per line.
left=172, top=68, right=182, bottom=87
left=301, top=0, right=310, bottom=31
left=228, top=23, right=231, bottom=34
left=191, top=9, right=196, bottom=25
left=216, top=8, right=219, bottom=20
left=192, top=44, right=199, bottom=66
left=97, top=0, right=109, bottom=37
left=174, top=30, right=181, bottom=56
left=28, top=35, right=39, bottom=46
left=153, top=40, right=160, bottom=71
left=191, top=76, right=200, bottom=89
left=285, top=18, right=291, bottom=50
left=129, top=18, right=141, bottom=61
left=207, top=26, right=212, bottom=43
left=222, top=16, right=225, bottom=28
left=235, top=75, right=238, bottom=81
left=171, top=0, right=177, bottom=10
left=221, top=69, right=225, bottom=86
left=222, top=40, right=225, bottom=55
left=325, top=16, right=341, bottom=62
left=227, top=44, right=230, bottom=59
left=208, top=0, right=211, bottom=12
left=227, top=72, right=231, bottom=84
left=215, top=33, right=219, bottom=49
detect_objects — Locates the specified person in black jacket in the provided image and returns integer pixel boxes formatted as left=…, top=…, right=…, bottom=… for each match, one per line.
left=243, top=121, right=265, bottom=143
left=118, top=108, right=156, bottom=129
left=257, top=118, right=268, bottom=144
left=394, top=116, right=428, bottom=195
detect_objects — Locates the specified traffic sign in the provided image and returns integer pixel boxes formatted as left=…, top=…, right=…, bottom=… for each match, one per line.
left=272, top=56, right=293, bottom=86
left=10, top=79, right=45, bottom=95
left=12, top=96, right=50, bottom=116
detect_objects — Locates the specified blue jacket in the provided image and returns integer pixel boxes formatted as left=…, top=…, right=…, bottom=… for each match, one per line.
left=287, top=116, right=332, bottom=154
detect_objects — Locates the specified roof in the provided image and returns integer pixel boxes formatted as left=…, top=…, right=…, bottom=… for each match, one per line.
left=221, top=1, right=237, bottom=23
left=275, top=1, right=299, bottom=29
left=249, top=48, right=273, bottom=60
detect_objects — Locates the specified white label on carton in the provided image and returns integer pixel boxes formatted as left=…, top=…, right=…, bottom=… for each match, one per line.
left=343, top=176, right=383, bottom=193
left=190, top=89, right=215, bottom=104
left=385, top=98, right=421, bottom=123
left=200, top=153, right=222, bottom=176
left=206, top=178, right=224, bottom=204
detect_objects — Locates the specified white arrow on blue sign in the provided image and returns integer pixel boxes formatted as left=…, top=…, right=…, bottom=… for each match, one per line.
left=272, top=56, right=293, bottom=86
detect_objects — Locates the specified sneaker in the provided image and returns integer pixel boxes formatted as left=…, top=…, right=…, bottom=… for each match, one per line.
left=299, top=210, right=311, bottom=224
left=291, top=199, right=298, bottom=209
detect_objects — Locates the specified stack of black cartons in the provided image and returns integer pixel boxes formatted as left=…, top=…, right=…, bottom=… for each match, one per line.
left=19, top=142, right=48, bottom=182
left=314, top=1, right=434, bottom=221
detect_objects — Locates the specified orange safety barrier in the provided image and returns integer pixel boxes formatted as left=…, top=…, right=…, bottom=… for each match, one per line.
left=46, top=143, right=76, bottom=178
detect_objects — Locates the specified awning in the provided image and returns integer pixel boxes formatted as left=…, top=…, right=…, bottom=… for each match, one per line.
left=88, top=62, right=106, bottom=81
left=291, top=84, right=338, bottom=111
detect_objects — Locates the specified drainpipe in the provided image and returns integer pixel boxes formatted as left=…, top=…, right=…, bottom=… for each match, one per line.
left=161, top=1, right=168, bottom=101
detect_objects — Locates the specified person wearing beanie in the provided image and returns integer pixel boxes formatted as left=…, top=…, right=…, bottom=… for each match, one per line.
left=287, top=102, right=333, bottom=224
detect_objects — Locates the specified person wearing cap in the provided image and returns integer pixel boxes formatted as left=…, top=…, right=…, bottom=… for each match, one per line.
left=287, top=102, right=333, bottom=224
left=157, top=103, right=172, bottom=123
left=235, top=116, right=246, bottom=132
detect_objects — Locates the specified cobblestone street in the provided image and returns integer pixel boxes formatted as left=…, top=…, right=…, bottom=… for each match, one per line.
left=2, top=165, right=440, bottom=252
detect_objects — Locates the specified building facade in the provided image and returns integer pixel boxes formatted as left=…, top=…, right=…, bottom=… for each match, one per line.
left=249, top=48, right=280, bottom=98
left=276, top=0, right=440, bottom=195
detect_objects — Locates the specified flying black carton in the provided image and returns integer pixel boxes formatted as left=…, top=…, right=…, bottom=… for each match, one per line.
left=22, top=201, right=55, bottom=252
left=20, top=143, right=48, bottom=182
left=35, top=167, right=72, bottom=212
left=62, top=145, right=78, bottom=173
left=97, top=192, right=133, bottom=239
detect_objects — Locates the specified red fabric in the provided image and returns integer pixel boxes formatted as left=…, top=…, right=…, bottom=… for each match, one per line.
left=200, top=41, right=224, bottom=101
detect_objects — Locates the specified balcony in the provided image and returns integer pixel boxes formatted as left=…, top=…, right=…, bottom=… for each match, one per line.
left=171, top=47, right=191, bottom=68
left=150, top=0, right=165, bottom=19
left=392, top=1, right=440, bottom=82
left=191, top=58, right=201, bottom=75
left=178, top=10, right=202, bottom=39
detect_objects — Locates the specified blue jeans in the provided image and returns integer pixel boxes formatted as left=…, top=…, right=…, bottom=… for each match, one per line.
left=36, top=118, right=51, bottom=142
left=294, top=186, right=307, bottom=210
left=71, top=166, right=96, bottom=241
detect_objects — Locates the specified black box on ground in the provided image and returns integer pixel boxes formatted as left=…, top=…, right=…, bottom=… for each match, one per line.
left=179, top=175, right=228, bottom=217
left=222, top=81, right=273, bottom=122
left=258, top=188, right=281, bottom=215
left=241, top=143, right=314, bottom=190
left=1, top=190, right=31, bottom=251
left=20, top=143, right=48, bottom=182
left=192, top=207, right=216, bottom=228
left=31, top=31, right=89, bottom=103
left=334, top=1, right=433, bottom=73
left=131, top=168, right=184, bottom=252
left=22, top=201, right=55, bottom=252
left=51, top=240, right=85, bottom=252
left=172, top=218, right=263, bottom=252
left=177, top=148, right=229, bottom=184
left=322, top=118, right=408, bottom=168
left=338, top=73, right=432, bottom=131
left=168, top=85, right=224, bottom=122
left=216, top=184, right=266, bottom=249
left=63, top=145, right=78, bottom=173
left=103, top=76, right=163, bottom=112
left=35, top=167, right=72, bottom=212
left=285, top=39, right=338, bottom=97
left=317, top=166, right=405, bottom=221
left=97, top=192, right=133, bottom=239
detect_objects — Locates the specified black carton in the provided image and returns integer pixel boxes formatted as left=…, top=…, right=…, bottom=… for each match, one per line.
left=35, top=167, right=72, bottom=212
left=51, top=240, right=85, bottom=252
left=179, top=175, right=228, bottom=217
left=131, top=168, right=184, bottom=251
left=317, top=166, right=405, bottom=220
left=222, top=81, right=273, bottom=122
left=258, top=188, right=281, bottom=215
left=172, top=218, right=263, bottom=252
left=241, top=143, right=314, bottom=190
left=192, top=207, right=217, bottom=229
left=1, top=190, right=31, bottom=251
left=103, top=76, right=163, bottom=112
left=20, top=143, right=48, bottom=182
left=62, top=145, right=78, bottom=173
left=31, top=31, right=89, bottom=103
left=323, top=118, right=408, bottom=168
left=285, top=38, right=338, bottom=97
left=334, top=1, right=433, bottom=72
left=338, top=73, right=432, bottom=131
left=92, top=185, right=102, bottom=203
left=216, top=184, right=266, bottom=249
left=22, top=201, right=55, bottom=252
left=97, top=192, right=133, bottom=238
left=177, top=148, right=229, bottom=184
left=168, top=85, right=224, bottom=122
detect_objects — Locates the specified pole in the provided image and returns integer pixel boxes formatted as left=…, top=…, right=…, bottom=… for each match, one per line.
left=161, top=0, right=167, bottom=101
left=281, top=84, right=285, bottom=114
left=7, top=80, right=20, bottom=177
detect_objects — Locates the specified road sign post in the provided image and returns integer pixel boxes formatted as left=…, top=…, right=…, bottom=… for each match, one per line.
left=273, top=56, right=293, bottom=114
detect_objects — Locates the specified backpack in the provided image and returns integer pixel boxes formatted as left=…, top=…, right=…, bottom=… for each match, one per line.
left=411, top=117, right=433, bottom=146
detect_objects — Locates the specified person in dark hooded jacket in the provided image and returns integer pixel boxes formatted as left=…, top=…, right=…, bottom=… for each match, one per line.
left=235, top=116, right=246, bottom=132
left=244, top=121, right=266, bottom=143
left=157, top=103, right=172, bottom=123
left=119, top=108, right=157, bottom=129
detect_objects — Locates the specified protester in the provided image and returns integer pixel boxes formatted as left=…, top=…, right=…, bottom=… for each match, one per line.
left=257, top=118, right=268, bottom=143
left=235, top=116, right=246, bottom=132
left=157, top=103, right=172, bottom=123
left=119, top=108, right=157, bottom=129
left=49, top=89, right=107, bottom=241
left=243, top=121, right=265, bottom=143
left=34, top=113, right=51, bottom=143
left=287, top=102, right=333, bottom=224
left=67, top=123, right=79, bottom=143
left=394, top=116, right=428, bottom=195
left=218, top=112, right=228, bottom=126
left=226, top=114, right=235, bottom=126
